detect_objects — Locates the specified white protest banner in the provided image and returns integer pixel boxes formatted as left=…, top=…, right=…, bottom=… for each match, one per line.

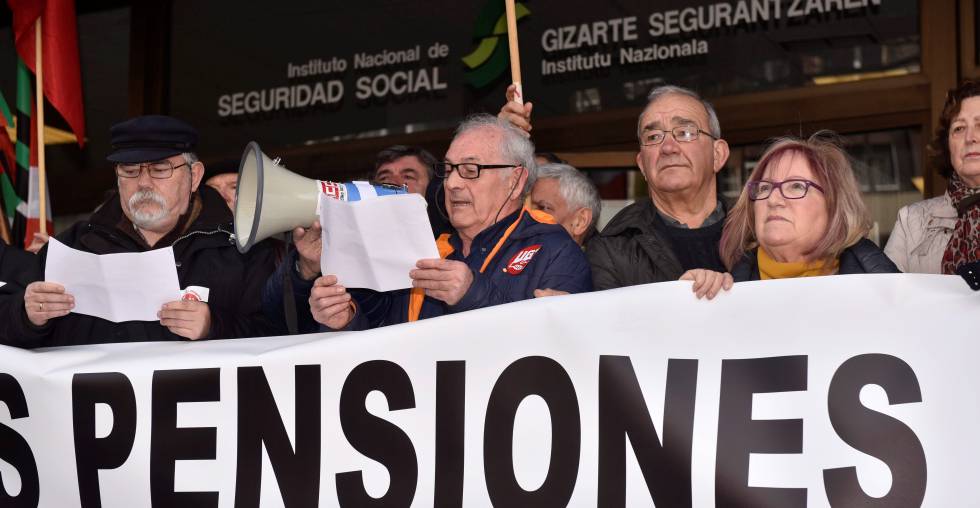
left=0, top=274, right=976, bottom=507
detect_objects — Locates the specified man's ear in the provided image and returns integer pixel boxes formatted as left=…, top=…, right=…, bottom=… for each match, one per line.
left=635, top=152, right=649, bottom=182
left=190, top=162, right=205, bottom=192
left=570, top=207, right=593, bottom=238
left=712, top=139, right=730, bottom=174
left=509, top=166, right=529, bottom=200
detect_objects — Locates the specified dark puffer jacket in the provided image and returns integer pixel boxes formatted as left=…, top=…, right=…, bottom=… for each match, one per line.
left=2, top=186, right=278, bottom=347
left=730, top=239, right=901, bottom=282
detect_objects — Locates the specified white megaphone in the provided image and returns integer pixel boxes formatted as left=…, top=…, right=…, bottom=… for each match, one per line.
left=234, top=141, right=406, bottom=253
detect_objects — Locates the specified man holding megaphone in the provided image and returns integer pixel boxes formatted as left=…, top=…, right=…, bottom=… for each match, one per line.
left=297, top=114, right=592, bottom=331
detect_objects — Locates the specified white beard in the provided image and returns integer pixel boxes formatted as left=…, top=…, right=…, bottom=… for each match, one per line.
left=128, top=190, right=169, bottom=229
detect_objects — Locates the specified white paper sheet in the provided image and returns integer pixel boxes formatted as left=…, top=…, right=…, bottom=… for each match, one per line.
left=45, top=238, right=182, bottom=322
left=320, top=193, right=439, bottom=291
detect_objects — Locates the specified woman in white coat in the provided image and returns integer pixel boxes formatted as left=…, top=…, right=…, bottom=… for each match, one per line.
left=885, top=81, right=980, bottom=274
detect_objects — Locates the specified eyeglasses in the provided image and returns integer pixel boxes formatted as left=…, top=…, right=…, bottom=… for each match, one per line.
left=640, top=125, right=716, bottom=146
left=115, top=160, right=190, bottom=179
left=433, top=162, right=520, bottom=179
left=747, top=179, right=825, bottom=201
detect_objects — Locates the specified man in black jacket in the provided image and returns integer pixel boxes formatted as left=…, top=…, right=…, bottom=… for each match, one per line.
left=585, top=85, right=731, bottom=289
left=3, top=115, right=277, bottom=347
left=500, top=84, right=732, bottom=290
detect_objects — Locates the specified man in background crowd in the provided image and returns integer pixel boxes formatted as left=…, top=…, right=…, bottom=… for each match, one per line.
left=530, top=163, right=600, bottom=247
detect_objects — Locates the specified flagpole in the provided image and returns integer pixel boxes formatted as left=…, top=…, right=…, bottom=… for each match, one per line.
left=34, top=18, right=47, bottom=235
left=504, top=0, right=523, bottom=105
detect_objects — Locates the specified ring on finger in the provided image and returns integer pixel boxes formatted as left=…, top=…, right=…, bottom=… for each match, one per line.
left=38, top=302, right=43, bottom=311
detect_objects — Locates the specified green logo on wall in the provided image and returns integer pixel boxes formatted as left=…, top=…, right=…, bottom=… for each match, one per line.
left=462, top=1, right=531, bottom=88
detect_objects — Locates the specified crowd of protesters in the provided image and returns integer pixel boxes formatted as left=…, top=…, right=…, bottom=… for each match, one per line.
left=1, top=80, right=978, bottom=346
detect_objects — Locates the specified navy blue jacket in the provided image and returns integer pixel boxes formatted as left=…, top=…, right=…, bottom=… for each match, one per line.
left=351, top=207, right=592, bottom=329
left=261, top=249, right=321, bottom=335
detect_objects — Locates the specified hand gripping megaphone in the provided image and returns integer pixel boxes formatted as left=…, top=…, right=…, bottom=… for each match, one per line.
left=233, top=141, right=406, bottom=253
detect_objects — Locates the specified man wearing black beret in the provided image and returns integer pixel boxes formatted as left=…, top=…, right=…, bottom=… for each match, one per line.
left=2, top=115, right=278, bottom=346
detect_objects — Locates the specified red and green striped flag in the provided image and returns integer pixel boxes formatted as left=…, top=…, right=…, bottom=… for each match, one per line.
left=0, top=89, right=16, bottom=244
left=13, top=59, right=53, bottom=248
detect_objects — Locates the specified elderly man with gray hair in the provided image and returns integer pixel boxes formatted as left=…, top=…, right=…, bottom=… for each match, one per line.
left=4, top=115, right=278, bottom=346
left=308, top=113, right=593, bottom=330
left=501, top=83, right=733, bottom=297
left=530, top=163, right=601, bottom=247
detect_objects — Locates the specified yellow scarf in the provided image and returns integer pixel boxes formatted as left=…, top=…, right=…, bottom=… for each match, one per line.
left=757, top=248, right=839, bottom=280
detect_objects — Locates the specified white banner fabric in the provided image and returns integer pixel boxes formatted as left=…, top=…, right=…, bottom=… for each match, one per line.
left=0, top=274, right=977, bottom=507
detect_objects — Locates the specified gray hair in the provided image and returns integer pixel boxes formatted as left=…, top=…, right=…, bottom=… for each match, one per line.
left=534, top=163, right=601, bottom=230
left=636, top=85, right=722, bottom=141
left=182, top=152, right=200, bottom=165
left=454, top=114, right=537, bottom=194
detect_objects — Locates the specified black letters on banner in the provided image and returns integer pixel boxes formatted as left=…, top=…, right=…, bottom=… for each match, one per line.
left=483, top=356, right=580, bottom=507
left=336, top=360, right=418, bottom=507
left=0, top=374, right=39, bottom=508
left=434, top=361, right=465, bottom=508
left=150, top=368, right=220, bottom=508
left=597, top=356, right=698, bottom=507
left=823, top=354, right=927, bottom=506
left=716, top=356, right=808, bottom=508
left=72, top=372, right=137, bottom=508
left=234, top=365, right=321, bottom=508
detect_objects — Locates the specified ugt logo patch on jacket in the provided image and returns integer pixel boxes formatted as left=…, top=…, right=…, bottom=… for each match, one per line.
left=505, top=244, right=542, bottom=275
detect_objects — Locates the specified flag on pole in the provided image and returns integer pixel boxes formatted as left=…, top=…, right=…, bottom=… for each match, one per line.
left=25, top=94, right=52, bottom=246
left=0, top=90, right=18, bottom=234
left=10, top=60, right=54, bottom=247
left=10, top=59, right=33, bottom=248
left=9, top=59, right=52, bottom=248
left=8, top=0, right=86, bottom=147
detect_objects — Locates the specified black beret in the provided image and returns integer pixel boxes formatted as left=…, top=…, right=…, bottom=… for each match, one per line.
left=107, top=115, right=199, bottom=163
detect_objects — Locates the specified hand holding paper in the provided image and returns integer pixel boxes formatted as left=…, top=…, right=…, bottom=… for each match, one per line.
left=23, top=281, right=74, bottom=326
left=410, top=258, right=474, bottom=306
left=319, top=193, right=439, bottom=291
left=158, top=300, right=212, bottom=340
left=309, top=274, right=354, bottom=330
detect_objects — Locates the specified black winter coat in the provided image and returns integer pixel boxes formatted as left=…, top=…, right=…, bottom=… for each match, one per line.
left=0, top=242, right=41, bottom=346
left=587, top=198, right=728, bottom=290
left=1, top=186, right=278, bottom=347
left=730, top=239, right=900, bottom=282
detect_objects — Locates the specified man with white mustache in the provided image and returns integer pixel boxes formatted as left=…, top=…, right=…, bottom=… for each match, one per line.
left=4, top=115, right=278, bottom=346
left=585, top=85, right=732, bottom=291
left=307, top=114, right=592, bottom=330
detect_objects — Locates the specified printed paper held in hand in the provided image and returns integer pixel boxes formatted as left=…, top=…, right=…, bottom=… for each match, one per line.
left=45, top=238, right=182, bottom=322
left=320, top=193, right=439, bottom=291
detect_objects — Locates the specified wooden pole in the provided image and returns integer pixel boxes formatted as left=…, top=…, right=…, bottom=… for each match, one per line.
left=35, top=18, right=47, bottom=235
left=504, top=0, right=523, bottom=105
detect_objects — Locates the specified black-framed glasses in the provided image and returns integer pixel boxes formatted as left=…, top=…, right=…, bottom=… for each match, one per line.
left=747, top=179, right=825, bottom=201
left=640, top=125, right=716, bottom=146
left=115, top=160, right=190, bottom=179
left=433, top=162, right=520, bottom=179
